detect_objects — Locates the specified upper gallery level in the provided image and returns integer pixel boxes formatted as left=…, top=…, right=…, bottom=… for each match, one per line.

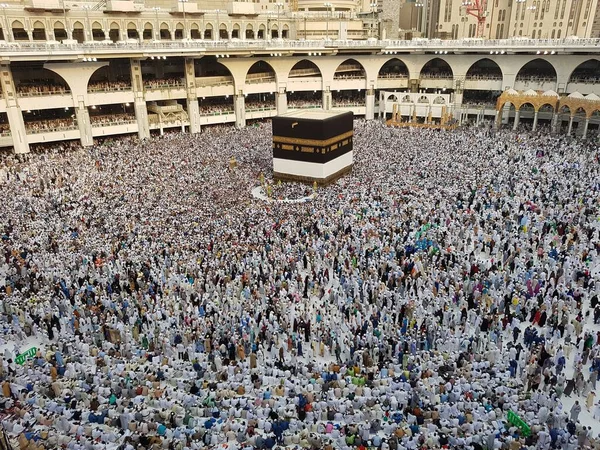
left=1, top=38, right=600, bottom=63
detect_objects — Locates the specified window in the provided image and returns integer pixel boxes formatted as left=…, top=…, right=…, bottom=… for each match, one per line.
left=540, top=7, right=545, bottom=20
left=560, top=0, right=566, bottom=19
left=557, top=28, right=561, bottom=38
left=537, top=29, right=541, bottom=38
left=496, top=23, right=500, bottom=38
left=500, top=23, right=504, bottom=36
left=551, top=29, right=555, bottom=38
left=535, top=1, right=540, bottom=20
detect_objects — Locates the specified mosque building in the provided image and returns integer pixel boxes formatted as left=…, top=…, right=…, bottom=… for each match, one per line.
left=0, top=0, right=598, bottom=153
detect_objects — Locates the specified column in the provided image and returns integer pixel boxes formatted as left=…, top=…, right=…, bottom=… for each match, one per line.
left=0, top=63, right=29, bottom=154
left=129, top=58, right=150, bottom=140
left=322, top=88, right=332, bottom=111
left=494, top=110, right=500, bottom=129
left=184, top=58, right=201, bottom=134
left=582, top=117, right=589, bottom=139
left=551, top=112, right=559, bottom=134
left=512, top=110, right=520, bottom=131
left=532, top=111, right=539, bottom=131
left=234, top=93, right=246, bottom=128
left=567, top=115, right=573, bottom=136
left=276, top=90, right=287, bottom=115
left=365, top=88, right=375, bottom=120
left=453, top=77, right=465, bottom=110
left=75, top=102, right=94, bottom=147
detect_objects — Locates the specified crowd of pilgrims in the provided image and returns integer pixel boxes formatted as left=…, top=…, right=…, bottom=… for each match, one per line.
left=0, top=120, right=599, bottom=450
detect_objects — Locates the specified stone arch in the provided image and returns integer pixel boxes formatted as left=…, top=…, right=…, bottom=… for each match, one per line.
left=53, top=20, right=67, bottom=41
left=143, top=22, right=153, bottom=40
left=567, top=59, right=600, bottom=84
left=11, top=20, right=28, bottom=41
left=32, top=20, right=46, bottom=41
left=127, top=21, right=138, bottom=39
left=333, top=58, right=366, bottom=80
left=160, top=22, right=171, bottom=40
left=72, top=21, right=84, bottom=43
left=538, top=102, right=556, bottom=112
left=515, top=58, right=557, bottom=81
left=13, top=65, right=72, bottom=93
left=433, top=96, right=446, bottom=104
left=87, top=61, right=131, bottom=92
left=401, top=94, right=411, bottom=102
left=195, top=56, right=234, bottom=80
left=386, top=93, right=400, bottom=102
left=538, top=103, right=555, bottom=112
left=466, top=58, right=503, bottom=79
left=245, top=60, right=277, bottom=84
left=246, top=23, right=255, bottom=39
left=258, top=23, right=266, bottom=39
left=232, top=23, right=240, bottom=39
left=419, top=58, right=454, bottom=79
left=204, top=23, right=213, bottom=40
left=174, top=22, right=184, bottom=39
left=219, top=23, right=228, bottom=40
left=518, top=101, right=536, bottom=112
left=90, top=21, right=104, bottom=41
left=558, top=104, right=571, bottom=116
left=417, top=95, right=429, bottom=104
left=108, top=21, right=120, bottom=42
left=190, top=22, right=200, bottom=39
left=288, top=59, right=322, bottom=79
left=377, top=58, right=409, bottom=79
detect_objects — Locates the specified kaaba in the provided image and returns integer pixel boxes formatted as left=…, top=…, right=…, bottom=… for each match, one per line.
left=272, top=109, right=353, bottom=185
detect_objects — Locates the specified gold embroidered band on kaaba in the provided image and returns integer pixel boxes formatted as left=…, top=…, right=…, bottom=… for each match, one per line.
left=272, top=130, right=354, bottom=147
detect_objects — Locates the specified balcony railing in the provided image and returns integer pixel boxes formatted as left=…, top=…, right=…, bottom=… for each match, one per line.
left=17, top=88, right=70, bottom=96
left=200, top=109, right=235, bottom=116
left=26, top=123, right=78, bottom=134
left=0, top=38, right=599, bottom=55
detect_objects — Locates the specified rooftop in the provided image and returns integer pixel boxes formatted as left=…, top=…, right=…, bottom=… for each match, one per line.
left=277, top=108, right=346, bottom=120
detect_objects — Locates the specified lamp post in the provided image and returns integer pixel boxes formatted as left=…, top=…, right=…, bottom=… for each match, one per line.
left=324, top=2, right=332, bottom=40
left=60, top=0, right=68, bottom=41
left=415, top=2, right=424, bottom=33
left=460, top=1, right=470, bottom=37
left=0, top=4, right=9, bottom=42
left=370, top=2, right=377, bottom=38
left=275, top=2, right=283, bottom=39
left=82, top=5, right=91, bottom=41
left=179, top=0, right=188, bottom=40
left=152, top=7, right=160, bottom=41
left=304, top=16, right=307, bottom=39
left=216, top=9, right=221, bottom=40
left=526, top=5, right=536, bottom=37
